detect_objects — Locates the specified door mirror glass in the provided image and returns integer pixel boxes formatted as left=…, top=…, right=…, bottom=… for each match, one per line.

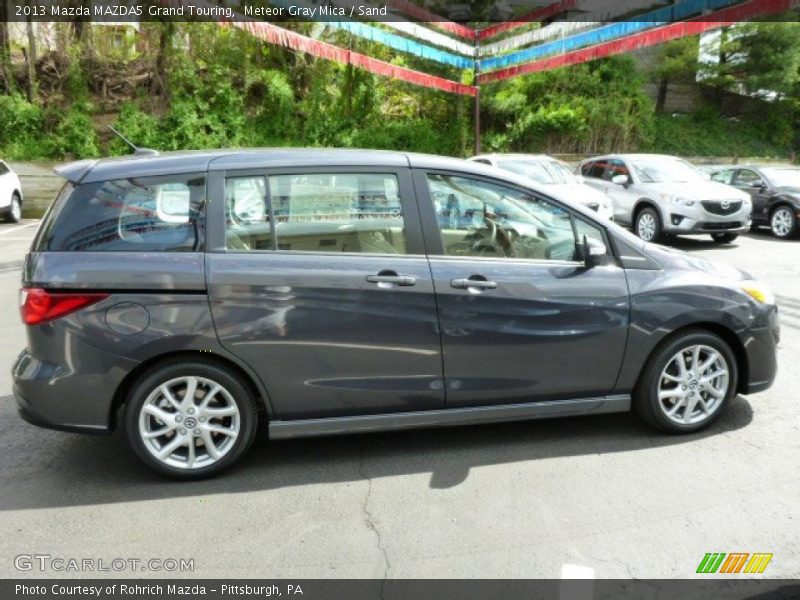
left=611, top=174, right=629, bottom=186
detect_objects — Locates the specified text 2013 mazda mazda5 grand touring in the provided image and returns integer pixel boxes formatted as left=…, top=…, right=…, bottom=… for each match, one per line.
left=13, top=149, right=779, bottom=478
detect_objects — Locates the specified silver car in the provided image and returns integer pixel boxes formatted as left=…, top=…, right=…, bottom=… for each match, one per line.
left=578, top=154, right=751, bottom=244
left=470, top=154, right=614, bottom=221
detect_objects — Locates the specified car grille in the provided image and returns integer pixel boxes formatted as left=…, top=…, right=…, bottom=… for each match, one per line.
left=702, top=222, right=742, bottom=231
left=702, top=200, right=742, bottom=216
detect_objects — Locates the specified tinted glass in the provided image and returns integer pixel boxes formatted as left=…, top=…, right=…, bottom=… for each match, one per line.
left=495, top=159, right=556, bottom=184
left=711, top=169, right=734, bottom=184
left=582, top=160, right=607, bottom=179
left=36, top=174, right=205, bottom=252
left=269, top=173, right=406, bottom=254
left=607, top=159, right=630, bottom=181
left=733, top=169, right=762, bottom=187
left=427, top=173, right=579, bottom=261
left=0, top=162, right=9, bottom=176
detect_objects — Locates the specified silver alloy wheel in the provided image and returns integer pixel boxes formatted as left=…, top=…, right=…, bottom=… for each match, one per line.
left=771, top=207, right=793, bottom=237
left=10, top=196, right=20, bottom=221
left=657, top=344, right=730, bottom=425
left=637, top=212, right=656, bottom=241
left=138, top=376, right=241, bottom=470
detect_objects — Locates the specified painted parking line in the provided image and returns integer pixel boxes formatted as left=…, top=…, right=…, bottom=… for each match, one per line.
left=0, top=222, right=39, bottom=236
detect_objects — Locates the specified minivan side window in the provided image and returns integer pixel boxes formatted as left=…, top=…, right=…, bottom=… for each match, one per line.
left=232, top=173, right=407, bottom=255
left=36, top=174, right=205, bottom=252
left=427, top=173, right=602, bottom=262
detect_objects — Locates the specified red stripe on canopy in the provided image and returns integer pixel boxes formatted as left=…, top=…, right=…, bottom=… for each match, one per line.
left=387, top=0, right=476, bottom=39
left=479, top=0, right=791, bottom=83
left=226, top=20, right=477, bottom=96
left=477, top=0, right=579, bottom=41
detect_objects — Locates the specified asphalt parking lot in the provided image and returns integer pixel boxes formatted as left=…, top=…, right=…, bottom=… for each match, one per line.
left=0, top=221, right=798, bottom=579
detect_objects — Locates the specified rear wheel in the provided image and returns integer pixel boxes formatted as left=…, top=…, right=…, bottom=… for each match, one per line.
left=770, top=206, right=797, bottom=239
left=635, top=207, right=663, bottom=244
left=124, top=360, right=258, bottom=479
left=634, top=330, right=738, bottom=433
left=711, top=233, right=738, bottom=244
left=5, top=193, right=21, bottom=223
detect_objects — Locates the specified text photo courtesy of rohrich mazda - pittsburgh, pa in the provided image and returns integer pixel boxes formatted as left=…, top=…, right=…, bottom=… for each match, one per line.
left=1, top=3, right=799, bottom=599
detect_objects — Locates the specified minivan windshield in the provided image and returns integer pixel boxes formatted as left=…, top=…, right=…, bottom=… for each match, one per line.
left=762, top=168, right=800, bottom=188
left=630, top=157, right=707, bottom=184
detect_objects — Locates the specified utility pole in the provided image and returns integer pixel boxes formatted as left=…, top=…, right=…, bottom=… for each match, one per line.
left=473, top=34, right=481, bottom=155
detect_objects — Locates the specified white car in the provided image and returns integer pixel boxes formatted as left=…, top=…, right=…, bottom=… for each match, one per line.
left=578, top=154, right=751, bottom=244
left=469, top=153, right=615, bottom=221
left=0, top=160, right=23, bottom=223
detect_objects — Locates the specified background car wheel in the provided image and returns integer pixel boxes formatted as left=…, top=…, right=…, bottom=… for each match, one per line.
left=635, top=207, right=663, bottom=243
left=770, top=206, right=797, bottom=239
left=711, top=233, right=738, bottom=244
left=124, top=359, right=259, bottom=479
left=633, top=329, right=738, bottom=434
left=5, top=193, right=21, bottom=223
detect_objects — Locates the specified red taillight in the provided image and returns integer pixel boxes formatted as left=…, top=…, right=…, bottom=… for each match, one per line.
left=19, top=288, right=109, bottom=326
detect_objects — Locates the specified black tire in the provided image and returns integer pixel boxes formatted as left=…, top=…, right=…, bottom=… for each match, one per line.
left=633, top=329, right=738, bottom=434
left=770, top=205, right=797, bottom=239
left=4, top=193, right=21, bottom=223
left=634, top=206, right=663, bottom=244
left=124, top=359, right=259, bottom=479
left=711, top=233, right=738, bottom=244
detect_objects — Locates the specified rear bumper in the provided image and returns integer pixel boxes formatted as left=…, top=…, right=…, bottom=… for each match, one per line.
left=740, top=306, right=779, bottom=395
left=12, top=349, right=134, bottom=434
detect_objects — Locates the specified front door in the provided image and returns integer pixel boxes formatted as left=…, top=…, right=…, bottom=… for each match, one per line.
left=732, top=168, right=770, bottom=224
left=207, top=167, right=445, bottom=419
left=417, top=171, right=630, bottom=407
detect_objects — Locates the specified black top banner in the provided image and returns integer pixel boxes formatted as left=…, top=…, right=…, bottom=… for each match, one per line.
left=2, top=0, right=800, bottom=23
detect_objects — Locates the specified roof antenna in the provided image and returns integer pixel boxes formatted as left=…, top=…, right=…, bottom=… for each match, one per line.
left=108, top=125, right=159, bottom=157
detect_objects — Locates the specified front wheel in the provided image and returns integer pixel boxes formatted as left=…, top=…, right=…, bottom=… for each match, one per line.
left=635, top=207, right=663, bottom=243
left=711, top=233, right=738, bottom=244
left=770, top=206, right=797, bottom=239
left=634, top=330, right=738, bottom=433
left=124, top=360, right=259, bottom=479
left=5, top=193, right=21, bottom=223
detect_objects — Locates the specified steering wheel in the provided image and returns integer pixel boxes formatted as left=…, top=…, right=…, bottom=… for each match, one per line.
left=468, top=218, right=498, bottom=252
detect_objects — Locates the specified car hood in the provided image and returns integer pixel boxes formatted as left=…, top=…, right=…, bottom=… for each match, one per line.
left=550, top=183, right=611, bottom=206
left=643, top=242, right=752, bottom=281
left=775, top=186, right=800, bottom=198
left=638, top=180, right=749, bottom=201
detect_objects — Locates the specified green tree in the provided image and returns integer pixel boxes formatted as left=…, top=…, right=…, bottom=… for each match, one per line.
left=652, top=37, right=699, bottom=113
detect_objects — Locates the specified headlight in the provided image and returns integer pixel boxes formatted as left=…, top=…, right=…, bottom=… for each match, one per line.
left=741, top=280, right=775, bottom=304
left=661, top=193, right=695, bottom=207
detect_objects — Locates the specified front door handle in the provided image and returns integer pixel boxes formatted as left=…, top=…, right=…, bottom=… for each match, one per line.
left=451, top=276, right=498, bottom=290
left=366, top=270, right=417, bottom=287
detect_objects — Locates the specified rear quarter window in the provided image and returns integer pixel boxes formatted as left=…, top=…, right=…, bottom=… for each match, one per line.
left=34, top=174, right=205, bottom=252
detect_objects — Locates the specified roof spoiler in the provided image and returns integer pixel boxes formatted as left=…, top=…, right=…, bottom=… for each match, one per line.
left=54, top=159, right=98, bottom=183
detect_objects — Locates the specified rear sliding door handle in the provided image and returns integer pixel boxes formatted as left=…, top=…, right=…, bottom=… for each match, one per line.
left=451, top=277, right=498, bottom=290
left=366, top=271, right=417, bottom=287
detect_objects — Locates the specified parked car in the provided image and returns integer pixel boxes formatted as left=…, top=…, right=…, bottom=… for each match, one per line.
left=693, top=164, right=733, bottom=179
left=0, top=159, right=23, bottom=223
left=578, top=154, right=751, bottom=244
left=14, top=150, right=778, bottom=478
left=710, top=165, right=800, bottom=239
left=469, top=153, right=614, bottom=221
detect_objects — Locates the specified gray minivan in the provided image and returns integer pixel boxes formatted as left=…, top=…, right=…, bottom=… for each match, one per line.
left=13, top=150, right=779, bottom=478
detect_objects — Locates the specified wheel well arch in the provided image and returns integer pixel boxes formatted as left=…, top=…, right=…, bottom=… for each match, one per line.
left=108, top=351, right=269, bottom=430
left=12, top=189, right=21, bottom=202
left=633, top=199, right=660, bottom=223
left=641, top=321, right=749, bottom=395
left=769, top=201, right=794, bottom=217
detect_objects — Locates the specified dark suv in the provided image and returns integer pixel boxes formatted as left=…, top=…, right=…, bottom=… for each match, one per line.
left=13, top=150, right=779, bottom=478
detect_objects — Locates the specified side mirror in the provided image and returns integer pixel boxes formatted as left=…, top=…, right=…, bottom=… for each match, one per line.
left=582, top=235, right=609, bottom=268
left=611, top=174, right=630, bottom=186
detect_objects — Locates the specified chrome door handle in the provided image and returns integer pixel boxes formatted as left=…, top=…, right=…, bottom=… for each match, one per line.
left=366, top=272, right=417, bottom=287
left=451, top=278, right=498, bottom=290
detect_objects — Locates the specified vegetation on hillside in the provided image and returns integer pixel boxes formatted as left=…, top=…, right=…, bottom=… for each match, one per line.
left=0, top=20, right=799, bottom=161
